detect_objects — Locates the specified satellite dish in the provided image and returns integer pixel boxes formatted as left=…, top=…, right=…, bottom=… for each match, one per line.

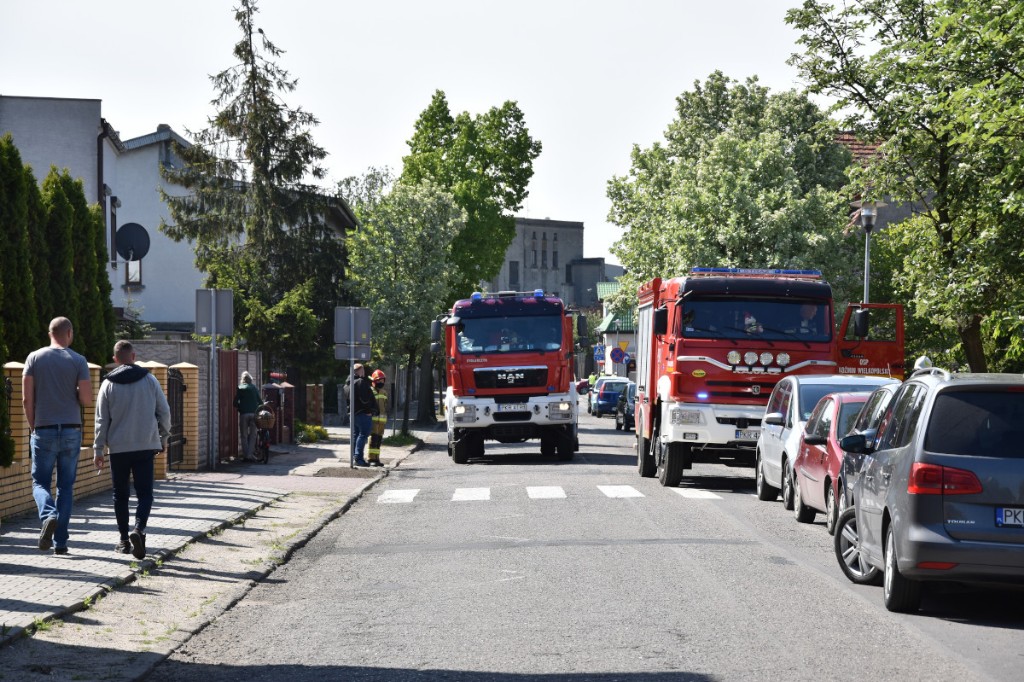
left=115, top=223, right=150, bottom=261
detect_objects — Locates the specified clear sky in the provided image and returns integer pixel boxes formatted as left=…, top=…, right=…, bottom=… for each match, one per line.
left=1, top=0, right=809, bottom=265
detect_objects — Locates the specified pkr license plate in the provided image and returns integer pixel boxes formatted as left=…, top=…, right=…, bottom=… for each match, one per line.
left=498, top=403, right=528, bottom=412
left=996, top=507, right=1024, bottom=528
left=735, top=429, right=759, bottom=441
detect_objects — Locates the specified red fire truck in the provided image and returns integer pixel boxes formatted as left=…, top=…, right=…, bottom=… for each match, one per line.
left=431, top=290, right=585, bottom=463
left=634, top=268, right=903, bottom=486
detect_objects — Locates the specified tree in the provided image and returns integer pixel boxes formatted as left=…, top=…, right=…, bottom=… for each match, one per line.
left=607, top=72, right=859, bottom=316
left=402, top=90, right=542, bottom=300
left=40, top=168, right=78, bottom=331
left=24, top=165, right=51, bottom=328
left=0, top=134, right=39, bottom=360
left=786, top=0, right=1024, bottom=371
left=161, top=0, right=342, bottom=373
left=345, top=175, right=465, bottom=434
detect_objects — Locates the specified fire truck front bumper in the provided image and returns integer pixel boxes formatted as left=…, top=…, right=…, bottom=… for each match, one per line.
left=447, top=395, right=576, bottom=429
left=662, top=403, right=763, bottom=450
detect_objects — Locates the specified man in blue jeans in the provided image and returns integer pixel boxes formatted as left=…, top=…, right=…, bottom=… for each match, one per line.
left=22, top=317, right=92, bottom=555
left=350, top=363, right=376, bottom=467
left=93, top=340, right=171, bottom=559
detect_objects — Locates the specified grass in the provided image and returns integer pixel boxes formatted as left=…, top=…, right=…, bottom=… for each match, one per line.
left=382, top=433, right=420, bottom=447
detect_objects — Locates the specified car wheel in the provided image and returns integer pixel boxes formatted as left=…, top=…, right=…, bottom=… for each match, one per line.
left=825, top=485, right=839, bottom=536
left=833, top=507, right=882, bottom=585
left=883, top=525, right=922, bottom=613
left=781, top=458, right=795, bottom=510
left=755, top=451, right=779, bottom=501
left=793, top=472, right=816, bottom=523
left=637, top=431, right=656, bottom=478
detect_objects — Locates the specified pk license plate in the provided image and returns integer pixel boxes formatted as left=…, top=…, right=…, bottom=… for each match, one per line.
left=735, top=429, right=759, bottom=441
left=996, top=507, right=1024, bottom=528
left=498, top=403, right=528, bottom=412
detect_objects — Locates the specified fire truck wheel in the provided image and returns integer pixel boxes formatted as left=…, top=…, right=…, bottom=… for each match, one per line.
left=452, top=434, right=471, bottom=464
left=557, top=436, right=574, bottom=461
left=755, top=451, right=779, bottom=501
left=637, top=433, right=656, bottom=478
left=541, top=438, right=556, bottom=457
left=656, top=437, right=684, bottom=487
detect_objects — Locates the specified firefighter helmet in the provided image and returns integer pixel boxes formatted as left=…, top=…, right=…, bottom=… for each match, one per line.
left=371, top=369, right=386, bottom=383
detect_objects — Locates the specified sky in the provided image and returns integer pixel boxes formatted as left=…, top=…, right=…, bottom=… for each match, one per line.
left=1, top=0, right=810, bottom=266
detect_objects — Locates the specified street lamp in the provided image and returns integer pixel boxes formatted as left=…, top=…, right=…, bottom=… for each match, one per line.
left=851, top=197, right=887, bottom=303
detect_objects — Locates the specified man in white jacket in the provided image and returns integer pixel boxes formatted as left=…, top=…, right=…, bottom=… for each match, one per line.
left=93, top=340, right=171, bottom=559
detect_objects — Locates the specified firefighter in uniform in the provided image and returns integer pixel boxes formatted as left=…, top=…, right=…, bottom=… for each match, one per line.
left=367, top=370, right=388, bottom=467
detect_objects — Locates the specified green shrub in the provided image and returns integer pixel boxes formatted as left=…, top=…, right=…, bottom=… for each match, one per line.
left=295, top=421, right=329, bottom=443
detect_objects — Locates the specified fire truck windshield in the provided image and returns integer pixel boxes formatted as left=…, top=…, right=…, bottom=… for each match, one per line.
left=679, top=299, right=831, bottom=343
left=457, top=316, right=563, bottom=354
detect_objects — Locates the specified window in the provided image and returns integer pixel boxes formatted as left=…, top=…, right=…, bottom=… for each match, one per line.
left=553, top=251, right=559, bottom=269
left=805, top=398, right=832, bottom=439
left=554, top=233, right=558, bottom=241
left=508, top=261, right=520, bottom=289
left=925, top=390, right=1024, bottom=457
left=542, top=250, right=547, bottom=268
left=566, top=265, right=572, bottom=284
left=877, top=384, right=925, bottom=450
left=125, top=259, right=142, bottom=288
left=532, top=250, right=537, bottom=267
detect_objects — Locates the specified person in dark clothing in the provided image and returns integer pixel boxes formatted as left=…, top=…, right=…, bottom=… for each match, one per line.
left=351, top=363, right=376, bottom=467
left=93, top=340, right=171, bottom=559
left=234, top=371, right=262, bottom=461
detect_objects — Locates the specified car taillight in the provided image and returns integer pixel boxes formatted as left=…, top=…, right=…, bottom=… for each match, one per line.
left=907, top=462, right=983, bottom=495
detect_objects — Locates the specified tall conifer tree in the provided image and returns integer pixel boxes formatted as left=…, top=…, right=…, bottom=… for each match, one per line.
left=0, top=135, right=39, bottom=359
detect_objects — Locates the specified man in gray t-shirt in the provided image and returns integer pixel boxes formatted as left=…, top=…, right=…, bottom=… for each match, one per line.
left=23, top=317, right=92, bottom=555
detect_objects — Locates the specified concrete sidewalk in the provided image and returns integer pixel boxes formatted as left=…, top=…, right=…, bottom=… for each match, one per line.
left=0, top=424, right=440, bottom=647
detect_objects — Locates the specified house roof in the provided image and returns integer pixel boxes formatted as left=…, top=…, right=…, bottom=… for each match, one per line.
left=595, top=311, right=636, bottom=334
left=122, top=123, right=190, bottom=151
left=835, top=132, right=881, bottom=164
left=595, top=281, right=620, bottom=300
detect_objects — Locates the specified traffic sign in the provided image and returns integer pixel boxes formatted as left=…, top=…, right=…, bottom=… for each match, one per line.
left=610, top=348, right=625, bottom=363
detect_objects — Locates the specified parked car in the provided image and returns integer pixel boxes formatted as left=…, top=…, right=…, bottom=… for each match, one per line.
left=756, top=374, right=899, bottom=510
left=791, top=392, right=871, bottom=533
left=614, top=382, right=637, bottom=431
left=576, top=378, right=591, bottom=396
left=837, top=382, right=901, bottom=512
left=839, top=368, right=1024, bottom=612
left=590, top=377, right=628, bottom=418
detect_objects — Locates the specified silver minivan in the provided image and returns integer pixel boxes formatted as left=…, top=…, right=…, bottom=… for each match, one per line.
left=756, top=374, right=899, bottom=509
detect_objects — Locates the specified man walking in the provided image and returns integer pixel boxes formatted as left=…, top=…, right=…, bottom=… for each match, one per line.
left=367, top=370, right=388, bottom=467
left=93, top=340, right=171, bottom=560
left=234, top=371, right=261, bottom=462
left=23, top=317, right=92, bottom=555
left=351, top=364, right=376, bottom=467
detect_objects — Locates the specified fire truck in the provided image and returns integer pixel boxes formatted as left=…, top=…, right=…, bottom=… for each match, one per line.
left=634, top=267, right=904, bottom=486
left=431, top=290, right=585, bottom=463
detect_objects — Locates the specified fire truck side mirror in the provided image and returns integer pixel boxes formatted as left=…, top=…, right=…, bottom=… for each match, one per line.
left=430, top=319, right=442, bottom=343
left=853, top=309, right=870, bottom=338
left=430, top=341, right=441, bottom=354
left=653, top=307, right=668, bottom=335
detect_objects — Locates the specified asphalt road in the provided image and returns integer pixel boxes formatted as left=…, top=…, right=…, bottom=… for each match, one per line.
left=147, top=405, right=1024, bottom=681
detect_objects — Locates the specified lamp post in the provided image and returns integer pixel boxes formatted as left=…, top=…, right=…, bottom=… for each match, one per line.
left=852, top=198, right=887, bottom=303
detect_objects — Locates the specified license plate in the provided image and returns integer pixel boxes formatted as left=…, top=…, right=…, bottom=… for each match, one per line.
left=735, top=429, right=759, bottom=440
left=996, top=507, right=1024, bottom=528
left=498, top=403, right=528, bottom=412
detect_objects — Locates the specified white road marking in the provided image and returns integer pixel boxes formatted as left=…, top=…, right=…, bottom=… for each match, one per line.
left=597, top=485, right=645, bottom=498
left=670, top=488, right=722, bottom=500
left=452, top=487, right=491, bottom=501
left=377, top=489, right=419, bottom=504
left=527, top=486, right=567, bottom=499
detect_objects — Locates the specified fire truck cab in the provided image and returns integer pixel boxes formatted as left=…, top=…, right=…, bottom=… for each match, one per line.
left=634, top=268, right=903, bottom=487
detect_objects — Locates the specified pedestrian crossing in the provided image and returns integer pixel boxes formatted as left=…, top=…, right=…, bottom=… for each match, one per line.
left=376, top=485, right=723, bottom=504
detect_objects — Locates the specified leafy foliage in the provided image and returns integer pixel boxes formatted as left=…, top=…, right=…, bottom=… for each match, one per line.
left=161, top=0, right=344, bottom=372
left=607, top=72, right=858, bottom=316
left=401, top=90, right=542, bottom=301
left=0, top=135, right=39, bottom=361
left=787, top=0, right=1024, bottom=371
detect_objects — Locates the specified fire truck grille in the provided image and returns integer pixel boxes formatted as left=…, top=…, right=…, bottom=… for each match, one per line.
left=716, top=416, right=758, bottom=430
left=474, top=367, right=548, bottom=389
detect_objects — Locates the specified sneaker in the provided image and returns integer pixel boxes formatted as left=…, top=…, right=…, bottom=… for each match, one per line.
left=38, top=517, right=57, bottom=551
left=53, top=547, right=68, bottom=555
left=354, top=459, right=369, bottom=467
left=115, top=538, right=132, bottom=554
left=129, top=529, right=146, bottom=560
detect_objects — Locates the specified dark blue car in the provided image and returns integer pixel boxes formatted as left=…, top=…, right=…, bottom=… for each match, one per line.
left=614, top=382, right=636, bottom=431
left=592, top=378, right=628, bottom=418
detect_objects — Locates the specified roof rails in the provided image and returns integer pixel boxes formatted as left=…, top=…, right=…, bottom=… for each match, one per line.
left=689, top=267, right=822, bottom=279
left=910, top=367, right=952, bottom=380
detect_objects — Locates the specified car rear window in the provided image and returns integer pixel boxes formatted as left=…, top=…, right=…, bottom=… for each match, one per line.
left=925, top=390, right=1024, bottom=457
left=798, top=384, right=867, bottom=421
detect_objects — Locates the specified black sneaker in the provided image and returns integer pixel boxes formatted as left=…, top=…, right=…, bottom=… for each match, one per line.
left=38, top=517, right=57, bottom=551
left=129, top=529, right=146, bottom=560
left=115, top=538, right=132, bottom=554
left=54, top=547, right=68, bottom=555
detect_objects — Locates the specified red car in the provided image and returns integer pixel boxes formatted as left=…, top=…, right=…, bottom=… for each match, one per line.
left=792, top=392, right=870, bottom=534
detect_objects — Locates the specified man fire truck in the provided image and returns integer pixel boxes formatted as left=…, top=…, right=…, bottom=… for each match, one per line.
left=431, top=290, right=586, bottom=464
left=634, top=267, right=903, bottom=486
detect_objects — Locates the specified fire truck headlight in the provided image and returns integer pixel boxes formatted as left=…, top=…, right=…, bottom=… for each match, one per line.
left=760, top=352, right=773, bottom=366
left=547, top=402, right=573, bottom=420
left=453, top=404, right=476, bottom=423
left=727, top=350, right=742, bottom=365
left=744, top=351, right=758, bottom=365
left=776, top=352, right=791, bottom=367
left=670, top=408, right=702, bottom=425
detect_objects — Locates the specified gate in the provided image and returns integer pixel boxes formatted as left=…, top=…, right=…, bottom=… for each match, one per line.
left=167, top=367, right=186, bottom=467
